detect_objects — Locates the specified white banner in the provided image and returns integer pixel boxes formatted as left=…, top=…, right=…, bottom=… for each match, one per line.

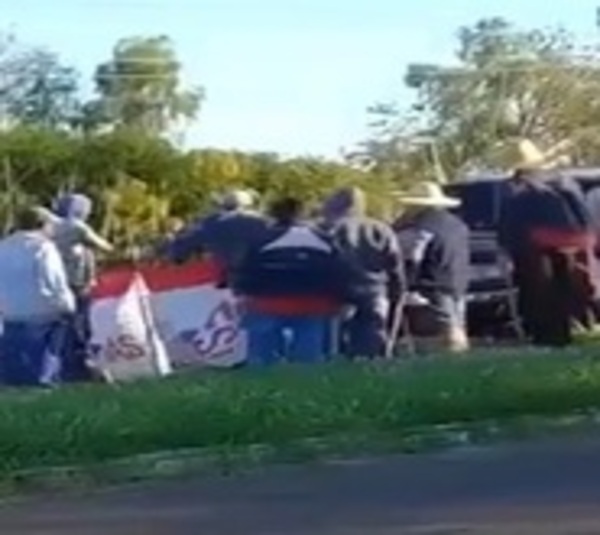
left=90, top=261, right=246, bottom=380
left=89, top=274, right=172, bottom=382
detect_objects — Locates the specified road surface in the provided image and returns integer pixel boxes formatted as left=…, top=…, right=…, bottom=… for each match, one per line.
left=2, top=436, right=600, bottom=534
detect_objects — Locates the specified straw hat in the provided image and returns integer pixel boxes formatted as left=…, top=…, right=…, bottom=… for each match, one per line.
left=394, top=181, right=460, bottom=208
left=218, top=188, right=259, bottom=210
left=512, top=138, right=572, bottom=171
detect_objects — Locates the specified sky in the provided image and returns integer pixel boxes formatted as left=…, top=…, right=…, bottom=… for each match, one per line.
left=1, top=0, right=600, bottom=159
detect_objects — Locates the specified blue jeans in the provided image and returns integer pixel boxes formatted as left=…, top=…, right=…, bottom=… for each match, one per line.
left=243, top=311, right=329, bottom=366
left=342, top=296, right=390, bottom=359
left=0, top=320, right=69, bottom=387
left=61, top=294, right=93, bottom=383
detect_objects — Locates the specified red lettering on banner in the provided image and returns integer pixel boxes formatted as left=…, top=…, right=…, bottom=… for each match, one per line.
left=205, top=300, right=237, bottom=330
left=104, top=334, right=146, bottom=362
left=180, top=299, right=239, bottom=359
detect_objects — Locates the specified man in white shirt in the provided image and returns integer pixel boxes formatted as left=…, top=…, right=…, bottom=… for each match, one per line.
left=0, top=208, right=75, bottom=386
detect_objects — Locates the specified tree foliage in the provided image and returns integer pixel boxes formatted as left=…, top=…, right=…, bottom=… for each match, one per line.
left=0, top=35, right=80, bottom=129
left=87, top=35, right=204, bottom=134
left=0, top=127, right=391, bottom=249
left=359, top=17, right=600, bottom=181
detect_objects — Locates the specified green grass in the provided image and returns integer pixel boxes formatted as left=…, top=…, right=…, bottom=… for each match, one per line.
left=1, top=348, right=600, bottom=475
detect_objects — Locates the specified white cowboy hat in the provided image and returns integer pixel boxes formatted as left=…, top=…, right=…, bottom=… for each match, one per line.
left=394, top=181, right=460, bottom=208
left=513, top=138, right=573, bottom=171
left=219, top=188, right=259, bottom=210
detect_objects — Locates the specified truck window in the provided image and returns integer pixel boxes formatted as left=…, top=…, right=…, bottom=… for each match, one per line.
left=445, top=182, right=509, bottom=230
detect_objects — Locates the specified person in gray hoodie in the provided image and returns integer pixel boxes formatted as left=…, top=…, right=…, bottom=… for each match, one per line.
left=321, top=187, right=406, bottom=358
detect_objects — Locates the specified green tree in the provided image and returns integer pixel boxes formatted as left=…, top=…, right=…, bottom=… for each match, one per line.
left=360, top=18, right=600, bottom=181
left=0, top=35, right=81, bottom=129
left=87, top=35, right=203, bottom=134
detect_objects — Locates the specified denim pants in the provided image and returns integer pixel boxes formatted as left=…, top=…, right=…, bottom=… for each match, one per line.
left=61, top=294, right=93, bottom=382
left=342, top=295, right=390, bottom=359
left=0, top=320, right=69, bottom=387
left=243, top=311, right=329, bottom=366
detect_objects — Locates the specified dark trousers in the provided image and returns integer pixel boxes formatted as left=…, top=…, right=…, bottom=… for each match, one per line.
left=514, top=248, right=593, bottom=347
left=61, top=294, right=93, bottom=382
left=341, top=296, right=389, bottom=358
left=0, top=320, right=68, bottom=387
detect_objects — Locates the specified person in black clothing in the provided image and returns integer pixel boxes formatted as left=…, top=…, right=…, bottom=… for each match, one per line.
left=498, top=141, right=597, bottom=347
left=393, top=182, right=470, bottom=353
left=235, top=197, right=355, bottom=365
left=320, top=187, right=406, bottom=358
left=161, top=189, right=268, bottom=288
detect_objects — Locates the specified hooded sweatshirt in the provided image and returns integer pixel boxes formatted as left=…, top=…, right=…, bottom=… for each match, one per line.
left=321, top=187, right=405, bottom=302
left=42, top=194, right=111, bottom=292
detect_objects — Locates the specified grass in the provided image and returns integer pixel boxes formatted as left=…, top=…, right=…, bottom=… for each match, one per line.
left=1, top=348, right=600, bottom=476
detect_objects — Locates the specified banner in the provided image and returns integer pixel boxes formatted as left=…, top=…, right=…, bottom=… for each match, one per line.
left=90, top=273, right=172, bottom=382
left=90, top=260, right=246, bottom=377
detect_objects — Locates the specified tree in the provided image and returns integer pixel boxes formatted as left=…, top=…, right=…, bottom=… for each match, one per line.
left=87, top=35, right=203, bottom=135
left=0, top=36, right=81, bottom=129
left=360, top=18, right=600, bottom=181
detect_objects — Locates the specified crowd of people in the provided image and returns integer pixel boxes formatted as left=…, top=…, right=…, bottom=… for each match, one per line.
left=0, top=138, right=598, bottom=386
left=163, top=181, right=471, bottom=366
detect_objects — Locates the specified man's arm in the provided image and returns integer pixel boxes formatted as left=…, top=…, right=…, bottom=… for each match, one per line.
left=161, top=222, right=208, bottom=264
left=384, top=230, right=406, bottom=304
left=36, top=242, right=76, bottom=315
left=34, top=206, right=61, bottom=225
left=79, top=222, right=114, bottom=253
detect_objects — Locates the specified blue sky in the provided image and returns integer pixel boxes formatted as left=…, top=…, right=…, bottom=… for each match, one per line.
left=1, top=0, right=599, bottom=158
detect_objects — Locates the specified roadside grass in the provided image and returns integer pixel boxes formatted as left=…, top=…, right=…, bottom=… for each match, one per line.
left=1, top=348, right=600, bottom=476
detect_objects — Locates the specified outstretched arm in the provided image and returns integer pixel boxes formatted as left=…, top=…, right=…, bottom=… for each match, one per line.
left=80, top=223, right=114, bottom=253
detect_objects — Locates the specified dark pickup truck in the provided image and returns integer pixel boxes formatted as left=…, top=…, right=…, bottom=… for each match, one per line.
left=444, top=169, right=600, bottom=337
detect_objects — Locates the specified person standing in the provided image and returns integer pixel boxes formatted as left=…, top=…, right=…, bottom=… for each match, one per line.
left=236, top=196, right=352, bottom=365
left=0, top=208, right=76, bottom=387
left=36, top=193, right=113, bottom=381
left=321, top=186, right=406, bottom=358
left=163, top=189, right=268, bottom=288
left=498, top=140, right=596, bottom=347
left=393, top=182, right=470, bottom=353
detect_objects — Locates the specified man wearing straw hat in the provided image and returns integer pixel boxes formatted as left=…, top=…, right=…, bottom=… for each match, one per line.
left=393, top=181, right=470, bottom=353
left=498, top=139, right=596, bottom=346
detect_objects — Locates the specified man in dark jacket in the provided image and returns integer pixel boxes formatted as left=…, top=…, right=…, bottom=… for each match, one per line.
left=163, top=189, right=268, bottom=287
left=236, top=197, right=353, bottom=365
left=393, top=182, right=470, bottom=353
left=321, top=187, right=405, bottom=358
left=499, top=149, right=596, bottom=347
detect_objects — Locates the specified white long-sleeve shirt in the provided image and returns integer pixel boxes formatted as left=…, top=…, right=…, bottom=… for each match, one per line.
left=0, top=231, right=76, bottom=322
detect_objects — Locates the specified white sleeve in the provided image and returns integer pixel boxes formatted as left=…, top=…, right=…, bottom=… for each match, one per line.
left=77, top=221, right=113, bottom=252
left=37, top=242, right=76, bottom=314
left=397, top=228, right=435, bottom=264
left=34, top=206, right=61, bottom=225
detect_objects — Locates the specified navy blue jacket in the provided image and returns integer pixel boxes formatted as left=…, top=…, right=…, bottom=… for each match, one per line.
left=395, top=208, right=470, bottom=297
left=498, top=178, right=592, bottom=255
left=324, top=216, right=405, bottom=302
left=164, top=210, right=269, bottom=275
left=235, top=223, right=356, bottom=301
